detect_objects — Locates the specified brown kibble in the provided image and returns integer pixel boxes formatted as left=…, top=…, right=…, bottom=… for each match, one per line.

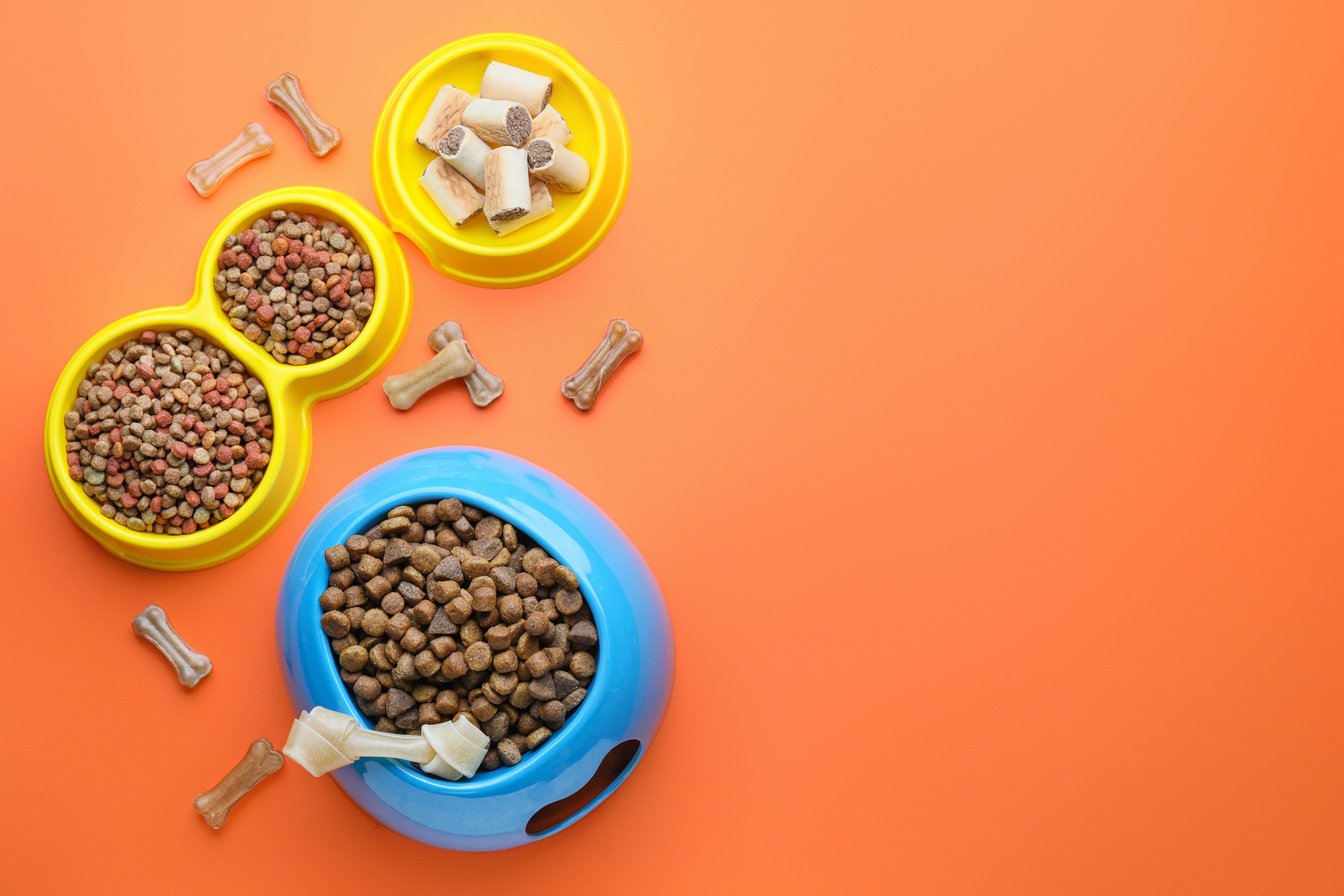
left=524, top=611, right=551, bottom=638
left=394, top=708, right=420, bottom=730
left=383, top=537, right=412, bottom=565
left=469, top=576, right=497, bottom=612
left=458, top=620, right=483, bottom=646
left=525, top=727, right=552, bottom=750
left=320, top=610, right=350, bottom=638
left=489, top=671, right=519, bottom=695
left=509, top=683, right=534, bottom=709
left=369, top=642, right=392, bottom=670
left=437, top=498, right=463, bottom=521
left=532, top=557, right=559, bottom=586
left=469, top=536, right=503, bottom=559
left=516, top=714, right=540, bottom=736
left=527, top=672, right=556, bottom=701
left=361, top=607, right=389, bottom=637
left=515, top=572, right=538, bottom=597
left=353, top=674, right=381, bottom=700
left=554, top=565, right=579, bottom=590
left=485, top=624, right=512, bottom=651
left=464, top=640, right=493, bottom=671
left=386, top=688, right=414, bottom=718
left=443, top=652, right=468, bottom=679
left=414, top=649, right=441, bottom=677
left=339, top=644, right=369, bottom=671
left=393, top=651, right=417, bottom=682
left=410, top=544, right=441, bottom=574
left=475, top=516, right=502, bottom=540
left=498, top=593, right=524, bottom=624
left=364, top=575, right=392, bottom=600
left=569, top=620, right=598, bottom=650
left=538, top=700, right=565, bottom=727
left=401, top=627, right=428, bottom=653
left=435, top=689, right=460, bottom=716
left=560, top=687, right=587, bottom=713
left=428, top=607, right=456, bottom=636
left=493, top=649, right=519, bottom=673
left=498, top=739, right=522, bottom=766
left=380, top=592, right=405, bottom=615
left=385, top=612, right=411, bottom=641
left=490, top=566, right=517, bottom=594
left=462, top=556, right=490, bottom=579
left=343, top=586, right=368, bottom=608
left=483, top=711, right=510, bottom=742
left=569, top=651, right=596, bottom=678
left=554, top=588, right=584, bottom=615
left=410, top=599, right=436, bottom=627
left=470, top=695, right=498, bottom=722
left=375, top=717, right=398, bottom=733
left=418, top=703, right=442, bottom=727
left=380, top=516, right=411, bottom=537
left=429, top=635, right=456, bottom=658
left=319, top=587, right=346, bottom=611
left=354, top=553, right=383, bottom=582
left=324, top=544, right=350, bottom=569
left=446, top=595, right=473, bottom=624
left=431, top=555, right=463, bottom=582
left=428, top=578, right=461, bottom=604
left=345, top=533, right=370, bottom=557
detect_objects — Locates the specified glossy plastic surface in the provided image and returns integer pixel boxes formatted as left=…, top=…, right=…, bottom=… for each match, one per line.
left=276, top=447, right=673, bottom=851
left=44, top=187, right=413, bottom=571
left=372, top=33, right=631, bottom=288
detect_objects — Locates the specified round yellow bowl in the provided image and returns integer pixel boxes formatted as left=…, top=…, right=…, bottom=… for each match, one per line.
left=372, top=33, right=632, bottom=288
left=44, top=187, right=413, bottom=571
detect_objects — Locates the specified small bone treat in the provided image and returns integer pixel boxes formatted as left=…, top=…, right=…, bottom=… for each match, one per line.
left=194, top=738, right=284, bottom=829
left=187, top=123, right=274, bottom=198
left=265, top=72, right=341, bottom=157
left=479, top=61, right=553, bottom=117
left=561, top=318, right=644, bottom=411
left=525, top=137, right=590, bottom=193
left=435, top=125, right=489, bottom=190
left=431, top=322, right=504, bottom=407
left=415, top=85, right=474, bottom=151
left=530, top=105, right=572, bottom=145
left=420, top=158, right=484, bottom=227
left=483, top=146, right=532, bottom=223
left=463, top=98, right=533, bottom=147
left=131, top=604, right=212, bottom=687
left=491, top=178, right=555, bottom=238
left=382, top=325, right=477, bottom=410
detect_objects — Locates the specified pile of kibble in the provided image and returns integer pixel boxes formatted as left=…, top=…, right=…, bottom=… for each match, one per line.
left=214, top=209, right=375, bottom=366
left=319, top=499, right=598, bottom=772
left=64, top=329, right=273, bottom=534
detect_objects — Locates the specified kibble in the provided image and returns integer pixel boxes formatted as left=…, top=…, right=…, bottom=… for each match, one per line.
left=215, top=209, right=375, bottom=365
left=318, top=500, right=598, bottom=773
left=64, top=330, right=273, bottom=534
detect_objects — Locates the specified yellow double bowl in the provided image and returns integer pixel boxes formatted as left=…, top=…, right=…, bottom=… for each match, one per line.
left=44, top=33, right=632, bottom=571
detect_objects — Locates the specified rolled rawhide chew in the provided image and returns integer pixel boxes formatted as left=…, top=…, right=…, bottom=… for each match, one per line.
left=480, top=61, right=553, bottom=117
left=483, top=146, right=532, bottom=223
left=436, top=125, right=489, bottom=190
left=415, top=85, right=473, bottom=151
left=530, top=105, right=572, bottom=146
left=526, top=137, right=590, bottom=193
left=463, top=98, right=532, bottom=147
left=419, top=158, right=484, bottom=227
left=491, top=178, right=555, bottom=237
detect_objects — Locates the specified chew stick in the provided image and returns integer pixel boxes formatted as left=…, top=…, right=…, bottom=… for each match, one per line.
left=415, top=85, right=473, bottom=151
left=187, top=123, right=274, bottom=198
left=483, top=146, right=532, bottom=223
left=526, top=138, right=590, bottom=192
left=419, top=158, right=484, bottom=227
left=480, top=61, right=553, bottom=117
left=491, top=178, right=555, bottom=237
left=462, top=98, right=532, bottom=147
left=436, top=125, right=489, bottom=190
left=530, top=105, right=572, bottom=145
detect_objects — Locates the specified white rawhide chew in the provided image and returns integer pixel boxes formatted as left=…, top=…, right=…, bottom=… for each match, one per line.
left=265, top=72, right=341, bottom=157
left=186, top=122, right=273, bottom=198
left=420, top=157, right=484, bottom=227
left=431, top=321, right=504, bottom=407
left=491, top=178, right=554, bottom=237
left=480, top=61, right=553, bottom=117
left=415, top=85, right=474, bottom=151
left=436, top=125, right=490, bottom=190
left=283, top=708, right=488, bottom=780
left=530, top=105, right=572, bottom=145
left=382, top=322, right=477, bottom=410
left=526, top=137, right=590, bottom=192
left=132, top=604, right=212, bottom=687
left=463, top=98, right=533, bottom=147
left=484, top=146, right=532, bottom=222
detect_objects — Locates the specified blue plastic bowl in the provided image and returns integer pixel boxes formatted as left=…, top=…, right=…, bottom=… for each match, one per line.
left=276, top=447, right=673, bottom=850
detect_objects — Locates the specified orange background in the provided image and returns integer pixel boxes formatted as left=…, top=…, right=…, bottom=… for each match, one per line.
left=2, top=1, right=1343, bottom=892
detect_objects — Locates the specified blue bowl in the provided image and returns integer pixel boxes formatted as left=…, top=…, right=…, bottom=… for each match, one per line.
left=276, top=447, right=673, bottom=850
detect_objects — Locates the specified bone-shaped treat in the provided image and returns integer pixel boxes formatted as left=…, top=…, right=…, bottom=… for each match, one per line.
left=283, top=707, right=484, bottom=780
left=187, top=123, right=274, bottom=198
left=561, top=318, right=644, bottom=411
left=265, top=72, right=341, bottom=157
left=193, top=738, right=284, bottom=829
left=431, top=322, right=504, bottom=407
left=131, top=604, right=212, bottom=687
left=382, top=327, right=476, bottom=410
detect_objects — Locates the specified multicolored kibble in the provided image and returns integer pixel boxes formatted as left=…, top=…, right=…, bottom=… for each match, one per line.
left=64, top=329, right=273, bottom=534
left=214, top=209, right=375, bottom=366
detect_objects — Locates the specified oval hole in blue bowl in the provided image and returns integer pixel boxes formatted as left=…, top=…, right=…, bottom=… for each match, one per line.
left=526, top=739, right=640, bottom=835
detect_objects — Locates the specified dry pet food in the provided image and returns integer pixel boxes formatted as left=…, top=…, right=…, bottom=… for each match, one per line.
left=266, top=72, right=341, bottom=157
left=431, top=322, right=504, bottom=407
left=414, top=61, right=588, bottom=237
left=214, top=209, right=375, bottom=365
left=382, top=323, right=477, bottom=410
left=194, top=737, right=284, bottom=829
left=63, top=329, right=273, bottom=534
left=317, top=499, right=600, bottom=772
left=132, top=604, right=212, bottom=687
left=187, top=123, right=274, bottom=198
left=561, top=318, right=644, bottom=411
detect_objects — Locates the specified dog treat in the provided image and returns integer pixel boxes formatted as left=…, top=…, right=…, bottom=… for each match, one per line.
left=193, top=738, right=284, bottom=829
left=284, top=707, right=485, bottom=780
left=65, top=330, right=273, bottom=534
left=525, top=138, right=590, bottom=193
left=214, top=209, right=375, bottom=365
left=431, top=322, right=504, bottom=407
left=530, top=105, right=572, bottom=145
left=284, top=714, right=354, bottom=776
left=187, top=123, right=274, bottom=198
left=265, top=72, right=341, bottom=157
left=436, top=125, right=490, bottom=190
left=463, top=98, right=533, bottom=147
left=420, top=158, right=484, bottom=227
left=422, top=716, right=489, bottom=778
left=491, top=178, right=555, bottom=238
left=561, top=318, right=644, bottom=411
left=131, top=604, right=212, bottom=687
left=382, top=326, right=477, bottom=410
left=318, top=502, right=598, bottom=773
left=415, top=85, right=474, bottom=151
left=484, top=146, right=532, bottom=222
left=480, top=61, right=553, bottom=117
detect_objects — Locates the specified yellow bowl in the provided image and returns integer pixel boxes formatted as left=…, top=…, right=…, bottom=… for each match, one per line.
left=372, top=33, right=632, bottom=288
left=44, top=187, right=413, bottom=571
